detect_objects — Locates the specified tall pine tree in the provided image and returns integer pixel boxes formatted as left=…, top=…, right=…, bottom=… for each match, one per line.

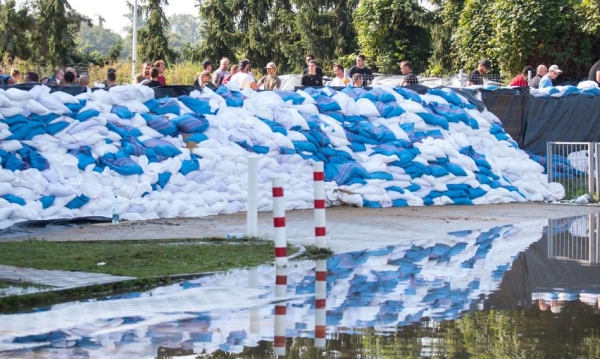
left=133, top=0, right=174, bottom=64
left=33, top=0, right=90, bottom=66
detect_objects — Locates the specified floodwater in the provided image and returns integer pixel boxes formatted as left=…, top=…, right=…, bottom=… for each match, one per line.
left=1, top=214, right=599, bottom=358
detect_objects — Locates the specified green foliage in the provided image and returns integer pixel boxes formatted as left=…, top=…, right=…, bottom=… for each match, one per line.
left=33, top=0, right=91, bottom=66
left=354, top=0, right=432, bottom=74
left=448, top=0, right=600, bottom=78
left=75, top=21, right=121, bottom=57
left=0, top=0, right=36, bottom=61
left=134, top=0, right=175, bottom=65
left=196, top=0, right=359, bottom=74
left=167, top=13, right=203, bottom=60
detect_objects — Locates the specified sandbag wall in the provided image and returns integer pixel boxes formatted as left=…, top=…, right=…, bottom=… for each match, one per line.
left=0, top=84, right=563, bottom=229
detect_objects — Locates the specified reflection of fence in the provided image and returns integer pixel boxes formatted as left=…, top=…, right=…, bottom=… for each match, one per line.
left=547, top=142, right=597, bottom=200
left=547, top=214, right=599, bottom=265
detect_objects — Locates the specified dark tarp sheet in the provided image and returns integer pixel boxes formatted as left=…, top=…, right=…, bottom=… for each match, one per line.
left=481, top=88, right=600, bottom=155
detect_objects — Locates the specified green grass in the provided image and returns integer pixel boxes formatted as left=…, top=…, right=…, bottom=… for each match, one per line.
left=0, top=238, right=298, bottom=278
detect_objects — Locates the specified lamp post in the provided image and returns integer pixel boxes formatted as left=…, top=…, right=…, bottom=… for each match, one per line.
left=131, top=0, right=138, bottom=84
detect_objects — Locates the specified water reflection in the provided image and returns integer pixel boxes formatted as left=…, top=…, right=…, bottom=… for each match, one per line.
left=0, top=215, right=599, bottom=357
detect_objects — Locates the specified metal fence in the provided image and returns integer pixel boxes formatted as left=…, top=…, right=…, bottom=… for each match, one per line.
left=547, top=142, right=597, bottom=201
left=548, top=214, right=599, bottom=265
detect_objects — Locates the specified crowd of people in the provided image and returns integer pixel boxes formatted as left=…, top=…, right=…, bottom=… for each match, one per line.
left=469, top=58, right=600, bottom=88
left=2, top=55, right=598, bottom=91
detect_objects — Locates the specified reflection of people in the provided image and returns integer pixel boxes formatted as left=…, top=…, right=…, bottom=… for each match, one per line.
left=538, top=299, right=549, bottom=311
left=550, top=299, right=565, bottom=314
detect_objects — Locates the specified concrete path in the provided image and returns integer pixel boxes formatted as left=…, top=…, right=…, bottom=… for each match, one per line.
left=0, top=265, right=136, bottom=297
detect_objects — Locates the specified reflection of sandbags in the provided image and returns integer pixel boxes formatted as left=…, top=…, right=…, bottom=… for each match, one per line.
left=568, top=216, right=589, bottom=237
left=567, top=150, right=588, bottom=173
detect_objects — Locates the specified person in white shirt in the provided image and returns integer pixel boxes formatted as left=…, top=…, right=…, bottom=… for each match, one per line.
left=330, top=64, right=353, bottom=87
left=230, top=59, right=258, bottom=90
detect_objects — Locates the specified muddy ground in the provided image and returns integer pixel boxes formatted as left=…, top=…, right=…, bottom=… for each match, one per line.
left=3, top=203, right=600, bottom=253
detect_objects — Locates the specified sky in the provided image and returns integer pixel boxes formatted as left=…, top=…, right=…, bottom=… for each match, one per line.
left=17, top=0, right=199, bottom=35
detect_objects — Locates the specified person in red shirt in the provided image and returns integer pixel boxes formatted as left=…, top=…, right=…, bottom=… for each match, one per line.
left=153, top=60, right=167, bottom=86
left=508, top=66, right=535, bottom=87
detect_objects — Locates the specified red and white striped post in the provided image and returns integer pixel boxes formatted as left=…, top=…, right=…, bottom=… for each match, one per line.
left=274, top=265, right=287, bottom=357
left=314, top=259, right=327, bottom=348
left=272, top=177, right=288, bottom=266
left=313, top=162, right=327, bottom=248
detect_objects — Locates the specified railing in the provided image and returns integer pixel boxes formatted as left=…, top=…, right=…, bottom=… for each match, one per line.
left=547, top=142, right=596, bottom=201
left=547, top=214, right=599, bottom=265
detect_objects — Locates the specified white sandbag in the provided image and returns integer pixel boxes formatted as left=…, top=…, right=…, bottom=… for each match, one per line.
left=0, top=140, right=23, bottom=152
left=119, top=99, right=150, bottom=113
left=0, top=106, right=25, bottom=117
left=26, top=99, right=51, bottom=116
left=356, top=98, right=380, bottom=117
left=5, top=88, right=33, bottom=101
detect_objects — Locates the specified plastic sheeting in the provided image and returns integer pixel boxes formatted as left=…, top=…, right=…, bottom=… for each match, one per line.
left=481, top=87, right=600, bottom=155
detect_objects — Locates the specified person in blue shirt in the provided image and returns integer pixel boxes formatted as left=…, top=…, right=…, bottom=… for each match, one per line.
left=538, top=64, right=562, bottom=88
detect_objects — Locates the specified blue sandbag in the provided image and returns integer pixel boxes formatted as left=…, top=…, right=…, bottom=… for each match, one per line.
left=154, top=97, right=180, bottom=115
left=273, top=90, right=305, bottom=105
left=178, top=95, right=214, bottom=114
left=171, top=113, right=209, bottom=133
left=39, top=196, right=55, bottom=209
left=111, top=105, right=134, bottom=119
left=392, top=199, right=408, bottom=207
left=99, top=150, right=144, bottom=175
left=7, top=121, right=45, bottom=140
left=394, top=87, right=423, bottom=104
left=74, top=109, right=101, bottom=121
left=180, top=154, right=200, bottom=175
left=416, top=111, right=449, bottom=130
left=18, top=144, right=49, bottom=171
left=140, top=113, right=178, bottom=136
left=156, top=172, right=172, bottom=188
left=369, top=88, right=397, bottom=103
left=184, top=133, right=209, bottom=143
left=2, top=194, right=25, bottom=205
left=122, top=135, right=157, bottom=161
left=65, top=194, right=90, bottom=209
left=143, top=138, right=182, bottom=157
left=315, top=97, right=342, bottom=112
left=65, top=99, right=86, bottom=113
left=68, top=147, right=95, bottom=171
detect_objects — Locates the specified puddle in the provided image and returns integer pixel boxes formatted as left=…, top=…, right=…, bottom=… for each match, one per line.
left=0, top=215, right=599, bottom=357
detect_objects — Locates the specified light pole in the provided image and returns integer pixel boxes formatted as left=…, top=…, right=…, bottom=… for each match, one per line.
left=131, top=0, right=138, bottom=84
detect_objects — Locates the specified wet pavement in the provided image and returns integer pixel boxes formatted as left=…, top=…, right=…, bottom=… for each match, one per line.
left=1, top=212, right=599, bottom=357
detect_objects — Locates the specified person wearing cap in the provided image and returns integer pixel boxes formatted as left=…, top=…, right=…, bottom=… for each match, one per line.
left=301, top=60, right=323, bottom=87
left=257, top=62, right=281, bottom=90
left=539, top=64, right=562, bottom=88
left=202, top=60, right=213, bottom=73
left=589, top=58, right=600, bottom=85
left=399, top=60, right=418, bottom=86
left=153, top=60, right=167, bottom=86
left=230, top=59, right=258, bottom=90
left=467, top=59, right=491, bottom=86
left=508, top=66, right=535, bottom=87
left=330, top=64, right=353, bottom=86
left=529, top=65, right=548, bottom=89
left=212, top=57, right=230, bottom=87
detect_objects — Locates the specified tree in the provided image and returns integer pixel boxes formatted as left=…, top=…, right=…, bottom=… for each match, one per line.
left=33, top=0, right=91, bottom=66
left=354, top=0, right=432, bottom=74
left=0, top=0, right=37, bottom=61
left=75, top=21, right=121, bottom=56
left=130, top=0, right=174, bottom=64
left=451, top=0, right=599, bottom=78
left=427, top=0, right=466, bottom=76
left=108, top=38, right=124, bottom=63
left=168, top=13, right=203, bottom=55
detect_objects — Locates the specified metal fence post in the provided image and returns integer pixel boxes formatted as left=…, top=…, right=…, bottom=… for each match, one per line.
left=546, top=142, right=553, bottom=183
